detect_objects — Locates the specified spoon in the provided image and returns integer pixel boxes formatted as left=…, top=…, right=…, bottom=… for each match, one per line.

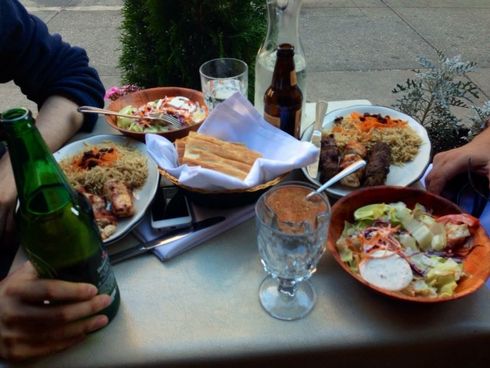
left=306, top=159, right=367, bottom=200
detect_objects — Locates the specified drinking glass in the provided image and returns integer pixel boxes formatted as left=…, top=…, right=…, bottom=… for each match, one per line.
left=199, top=58, right=248, bottom=110
left=255, top=182, right=331, bottom=320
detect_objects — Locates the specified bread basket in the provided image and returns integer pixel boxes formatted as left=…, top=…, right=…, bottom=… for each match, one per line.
left=159, top=168, right=288, bottom=208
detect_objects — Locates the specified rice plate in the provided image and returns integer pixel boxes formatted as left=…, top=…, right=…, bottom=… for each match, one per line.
left=327, top=112, right=422, bottom=164
left=60, top=141, right=148, bottom=195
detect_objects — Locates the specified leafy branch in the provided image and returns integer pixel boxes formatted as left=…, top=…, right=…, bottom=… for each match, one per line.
left=392, top=51, right=489, bottom=155
left=119, top=0, right=266, bottom=100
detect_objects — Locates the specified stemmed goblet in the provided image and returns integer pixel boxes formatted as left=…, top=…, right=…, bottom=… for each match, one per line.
left=255, top=182, right=331, bottom=320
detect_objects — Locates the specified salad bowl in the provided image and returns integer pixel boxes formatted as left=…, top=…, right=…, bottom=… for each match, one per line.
left=106, top=86, right=208, bottom=142
left=327, top=186, right=490, bottom=303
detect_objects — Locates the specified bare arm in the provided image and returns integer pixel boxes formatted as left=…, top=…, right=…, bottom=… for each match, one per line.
left=425, top=126, right=490, bottom=194
left=34, top=95, right=85, bottom=150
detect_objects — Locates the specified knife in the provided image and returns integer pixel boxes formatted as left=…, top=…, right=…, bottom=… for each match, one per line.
left=306, top=100, right=328, bottom=179
left=109, top=216, right=226, bottom=264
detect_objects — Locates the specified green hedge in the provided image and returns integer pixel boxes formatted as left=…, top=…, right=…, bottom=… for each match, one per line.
left=119, top=0, right=267, bottom=100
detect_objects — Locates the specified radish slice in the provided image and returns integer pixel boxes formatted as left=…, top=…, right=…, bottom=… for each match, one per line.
left=359, top=250, right=413, bottom=291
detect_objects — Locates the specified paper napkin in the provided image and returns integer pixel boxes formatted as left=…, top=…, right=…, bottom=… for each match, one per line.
left=145, top=93, right=319, bottom=190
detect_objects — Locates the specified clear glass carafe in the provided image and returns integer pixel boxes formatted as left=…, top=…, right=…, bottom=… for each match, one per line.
left=254, top=0, right=306, bottom=118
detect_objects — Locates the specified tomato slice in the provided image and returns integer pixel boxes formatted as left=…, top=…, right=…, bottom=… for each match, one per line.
left=436, top=213, right=480, bottom=228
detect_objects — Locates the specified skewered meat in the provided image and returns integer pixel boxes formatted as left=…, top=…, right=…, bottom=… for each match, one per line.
left=363, top=141, right=391, bottom=186
left=78, top=189, right=117, bottom=240
left=104, top=179, right=135, bottom=217
left=339, top=141, right=367, bottom=187
left=77, top=147, right=118, bottom=170
left=319, top=134, right=340, bottom=183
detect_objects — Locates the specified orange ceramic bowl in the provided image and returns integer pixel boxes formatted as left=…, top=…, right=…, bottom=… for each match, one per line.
left=327, top=186, right=490, bottom=303
left=106, top=87, right=208, bottom=142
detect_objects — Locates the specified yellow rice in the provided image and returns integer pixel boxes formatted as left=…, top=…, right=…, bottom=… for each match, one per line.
left=325, top=114, right=422, bottom=164
left=60, top=141, right=148, bottom=195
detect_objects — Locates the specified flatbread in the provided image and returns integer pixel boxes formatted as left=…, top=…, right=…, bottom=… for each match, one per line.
left=177, top=131, right=262, bottom=180
left=174, top=136, right=187, bottom=163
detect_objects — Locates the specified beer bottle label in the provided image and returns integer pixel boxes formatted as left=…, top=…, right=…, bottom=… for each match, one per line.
left=290, top=71, right=297, bottom=86
left=294, top=108, right=302, bottom=138
left=25, top=248, right=57, bottom=278
left=97, top=250, right=118, bottom=301
left=264, top=112, right=281, bottom=128
left=263, top=108, right=302, bottom=138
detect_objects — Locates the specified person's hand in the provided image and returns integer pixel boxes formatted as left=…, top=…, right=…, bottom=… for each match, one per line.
left=0, top=261, right=111, bottom=362
left=425, top=127, right=490, bottom=194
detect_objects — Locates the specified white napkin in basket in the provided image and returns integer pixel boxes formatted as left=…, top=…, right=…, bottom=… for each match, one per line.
left=146, top=93, right=318, bottom=190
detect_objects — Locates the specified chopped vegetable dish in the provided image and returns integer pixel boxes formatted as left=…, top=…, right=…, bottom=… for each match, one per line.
left=117, top=96, right=207, bottom=133
left=336, top=202, right=479, bottom=297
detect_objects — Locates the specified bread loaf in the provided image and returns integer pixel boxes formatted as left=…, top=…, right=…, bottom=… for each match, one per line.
left=174, top=136, right=187, bottom=163
left=175, top=131, right=262, bottom=180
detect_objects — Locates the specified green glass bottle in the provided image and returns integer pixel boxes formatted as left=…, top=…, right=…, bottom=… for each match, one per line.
left=0, top=108, right=120, bottom=322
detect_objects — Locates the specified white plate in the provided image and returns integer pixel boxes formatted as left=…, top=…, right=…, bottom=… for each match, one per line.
left=54, top=134, right=159, bottom=244
left=301, top=105, right=431, bottom=197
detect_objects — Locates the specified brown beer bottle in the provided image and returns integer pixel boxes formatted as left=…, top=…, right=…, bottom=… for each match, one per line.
left=263, top=43, right=303, bottom=138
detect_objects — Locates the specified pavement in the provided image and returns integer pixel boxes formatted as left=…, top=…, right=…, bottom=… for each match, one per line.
left=2, top=0, right=490, bottom=117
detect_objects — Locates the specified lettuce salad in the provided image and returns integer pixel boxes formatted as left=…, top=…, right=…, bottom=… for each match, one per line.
left=336, top=202, right=479, bottom=297
left=117, top=96, right=206, bottom=133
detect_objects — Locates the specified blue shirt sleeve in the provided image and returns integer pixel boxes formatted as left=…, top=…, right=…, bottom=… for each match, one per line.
left=0, top=0, right=105, bottom=131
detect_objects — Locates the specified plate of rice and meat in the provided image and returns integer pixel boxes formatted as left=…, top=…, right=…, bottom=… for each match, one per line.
left=301, top=105, right=431, bottom=197
left=54, top=135, right=159, bottom=244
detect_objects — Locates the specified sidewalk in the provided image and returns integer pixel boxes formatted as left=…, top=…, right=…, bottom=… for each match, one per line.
left=2, top=0, right=489, bottom=114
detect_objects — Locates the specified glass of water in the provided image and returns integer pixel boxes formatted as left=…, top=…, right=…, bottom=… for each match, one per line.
left=255, top=182, right=331, bottom=321
left=199, top=58, right=248, bottom=110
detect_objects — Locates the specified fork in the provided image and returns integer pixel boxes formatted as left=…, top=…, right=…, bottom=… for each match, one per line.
left=78, top=106, right=182, bottom=129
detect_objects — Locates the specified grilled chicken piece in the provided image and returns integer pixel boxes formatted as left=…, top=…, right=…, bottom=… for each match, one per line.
left=339, top=141, right=367, bottom=187
left=78, top=189, right=117, bottom=240
left=319, top=134, right=340, bottom=183
left=363, top=142, right=391, bottom=186
left=104, top=179, right=134, bottom=217
left=445, top=223, right=471, bottom=248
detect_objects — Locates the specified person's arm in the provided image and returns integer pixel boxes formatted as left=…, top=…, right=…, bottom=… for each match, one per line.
left=34, top=95, right=84, bottom=150
left=425, top=126, right=490, bottom=194
left=1, top=0, right=104, bottom=251
left=0, top=0, right=105, bottom=131
left=0, top=261, right=110, bottom=362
